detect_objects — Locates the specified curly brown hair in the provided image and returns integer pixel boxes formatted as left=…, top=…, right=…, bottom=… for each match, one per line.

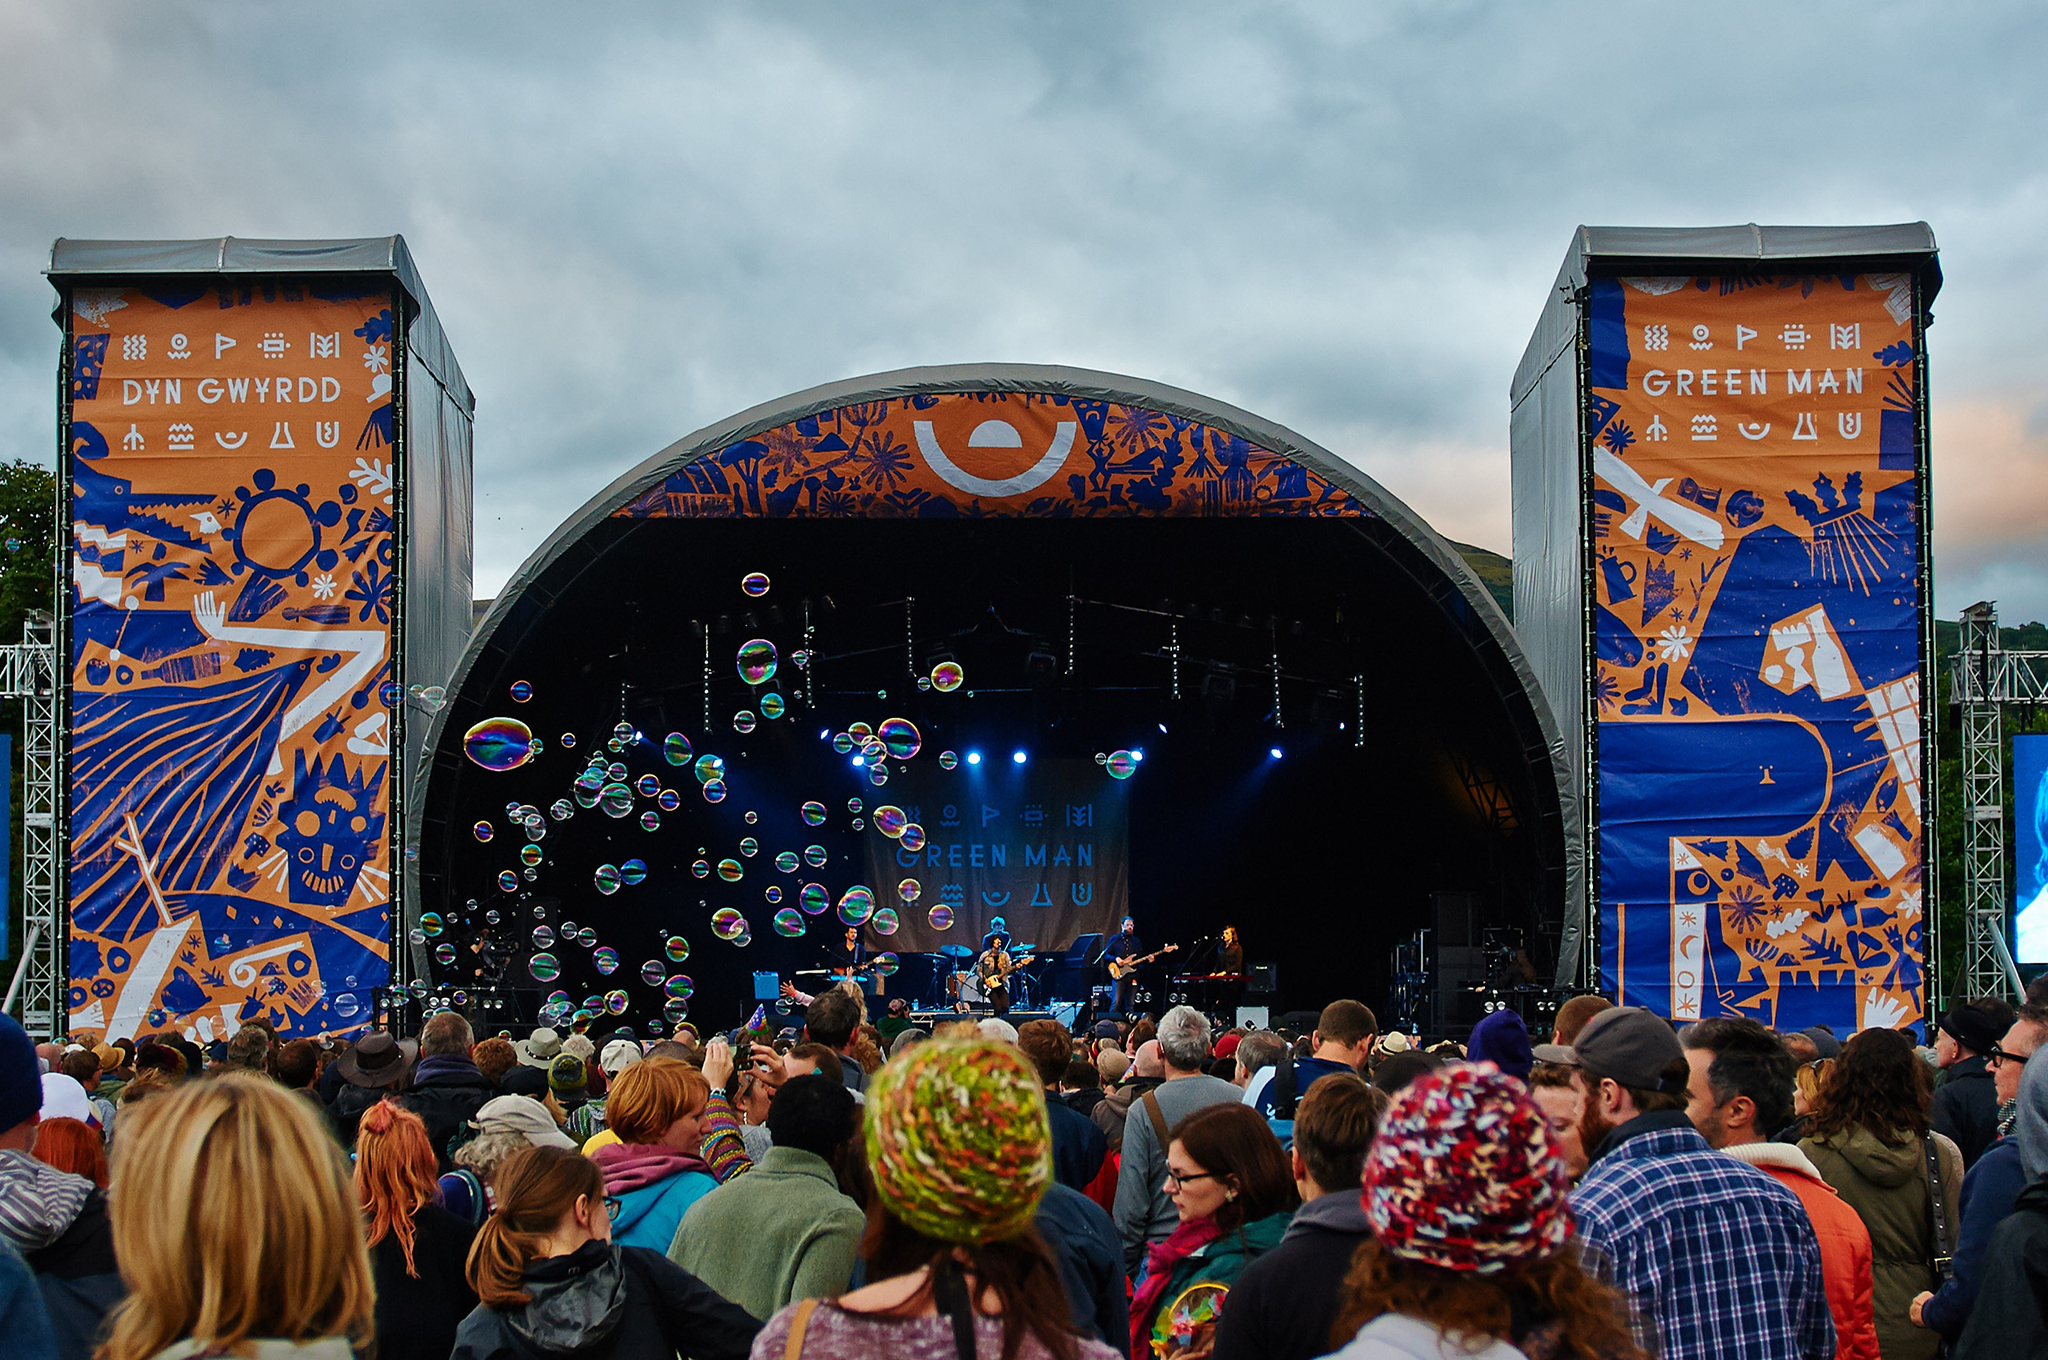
left=1807, top=1026, right=1930, bottom=1147
left=1332, top=1238, right=1642, bottom=1358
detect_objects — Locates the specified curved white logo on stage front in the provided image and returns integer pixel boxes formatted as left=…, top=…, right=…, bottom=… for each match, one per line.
left=913, top=419, right=1076, bottom=499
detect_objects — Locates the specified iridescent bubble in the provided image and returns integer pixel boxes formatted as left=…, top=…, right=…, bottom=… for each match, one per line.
left=879, top=718, right=921, bottom=759
left=692, top=860, right=710, bottom=878
left=605, top=990, right=629, bottom=1016
left=621, top=859, right=647, bottom=886
left=613, top=721, right=636, bottom=744
left=773, top=908, right=805, bottom=937
left=866, top=765, right=888, bottom=788
left=665, top=974, right=695, bottom=999
left=636, top=774, right=660, bottom=797
left=800, top=883, right=829, bottom=915
left=848, top=722, right=874, bottom=740
left=434, top=942, right=456, bottom=965
left=860, top=736, right=886, bottom=761
left=694, top=754, right=725, bottom=785
left=379, top=681, right=402, bottom=706
left=927, top=904, right=954, bottom=931
left=931, top=661, right=965, bottom=692
left=897, top=878, right=921, bottom=903
left=939, top=751, right=958, bottom=770
left=485, top=909, right=500, bottom=925
left=761, top=693, right=785, bottom=719
left=874, top=806, right=907, bottom=838
left=665, top=732, right=693, bottom=766
left=562, top=919, right=578, bottom=936
left=451, top=990, right=470, bottom=1007
left=575, top=926, right=597, bottom=947
left=804, top=844, right=828, bottom=868
left=737, top=639, right=778, bottom=686
left=832, top=733, right=855, bottom=755
left=733, top=931, right=753, bottom=948
left=741, top=571, right=770, bottom=597
left=837, top=886, right=875, bottom=925
left=1105, top=750, right=1138, bottom=780
left=510, top=680, right=533, bottom=703
left=763, top=885, right=782, bottom=904
left=658, top=789, right=681, bottom=812
left=600, top=784, right=634, bottom=818
left=595, top=864, right=622, bottom=895
left=464, top=717, right=536, bottom=772
left=550, top=799, right=574, bottom=820
left=561, top=733, right=577, bottom=749
left=733, top=710, right=756, bottom=734
left=801, top=801, right=827, bottom=826
left=711, top=909, right=746, bottom=940
left=529, top=952, right=560, bottom=982
left=847, top=798, right=863, bottom=814
left=607, top=762, right=629, bottom=783
left=333, top=994, right=360, bottom=1021
left=745, top=810, right=758, bottom=823
left=702, top=780, right=727, bottom=803
left=498, top=871, right=518, bottom=892
left=851, top=818, right=865, bottom=830
left=872, top=908, right=899, bottom=935
left=409, top=926, right=428, bottom=945
left=793, top=650, right=811, bottom=668
left=663, top=997, right=691, bottom=1024
left=640, top=811, right=661, bottom=832
left=522, top=867, right=539, bottom=881
left=520, top=844, right=543, bottom=867
left=665, top=936, right=691, bottom=963
left=641, top=959, right=666, bottom=986
left=775, top=851, right=799, bottom=873
left=474, top=821, right=494, bottom=842
left=717, top=859, right=743, bottom=882
left=871, top=952, right=900, bottom=977
left=739, top=837, right=759, bottom=857
left=571, top=784, right=600, bottom=810
left=899, top=824, right=926, bottom=852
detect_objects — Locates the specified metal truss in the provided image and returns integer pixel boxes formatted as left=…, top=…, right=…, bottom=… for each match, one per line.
left=1951, top=601, right=2043, bottom=1004
left=1, top=614, right=61, bottom=1037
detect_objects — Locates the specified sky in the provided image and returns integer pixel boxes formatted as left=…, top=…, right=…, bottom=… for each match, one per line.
left=3, top=1, right=2045, bottom=624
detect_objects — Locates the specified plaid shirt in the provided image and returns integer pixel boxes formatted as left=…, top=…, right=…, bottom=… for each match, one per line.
left=1573, top=1113, right=1834, bottom=1360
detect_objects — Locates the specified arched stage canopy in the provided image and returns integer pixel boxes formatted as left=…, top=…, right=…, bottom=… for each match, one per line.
left=410, top=365, right=1579, bottom=1032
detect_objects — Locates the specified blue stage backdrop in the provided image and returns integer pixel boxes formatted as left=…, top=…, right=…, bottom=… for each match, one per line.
left=2015, top=735, right=2048, bottom=964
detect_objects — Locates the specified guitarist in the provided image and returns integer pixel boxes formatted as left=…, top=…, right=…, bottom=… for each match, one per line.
left=976, top=936, right=1028, bottom=1016
left=1102, top=916, right=1145, bottom=1016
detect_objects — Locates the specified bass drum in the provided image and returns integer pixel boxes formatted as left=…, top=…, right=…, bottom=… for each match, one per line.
left=956, top=972, right=986, bottom=1006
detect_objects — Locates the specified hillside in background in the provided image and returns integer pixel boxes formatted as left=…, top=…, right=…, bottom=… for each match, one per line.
left=1451, top=541, right=1513, bottom=620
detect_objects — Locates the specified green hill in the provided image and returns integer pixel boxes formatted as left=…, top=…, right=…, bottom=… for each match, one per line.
left=1450, top=541, right=1513, bottom=621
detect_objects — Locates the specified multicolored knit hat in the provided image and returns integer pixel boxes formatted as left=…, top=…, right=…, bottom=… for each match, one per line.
left=1361, top=1064, right=1571, bottom=1274
left=865, top=1038, right=1052, bottom=1244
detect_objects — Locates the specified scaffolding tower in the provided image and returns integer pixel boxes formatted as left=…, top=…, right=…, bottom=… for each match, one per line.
left=1, top=613, right=62, bottom=1038
left=1952, top=600, right=2048, bottom=1005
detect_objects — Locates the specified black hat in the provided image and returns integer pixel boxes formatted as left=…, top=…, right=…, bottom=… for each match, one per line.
left=1939, top=1006, right=2003, bottom=1056
left=337, top=1030, right=417, bottom=1088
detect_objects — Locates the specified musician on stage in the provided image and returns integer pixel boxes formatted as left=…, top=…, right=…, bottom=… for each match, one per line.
left=982, top=915, right=1012, bottom=955
left=1217, top=925, right=1243, bottom=976
left=976, top=935, right=1019, bottom=1017
left=1102, top=916, right=1144, bottom=1015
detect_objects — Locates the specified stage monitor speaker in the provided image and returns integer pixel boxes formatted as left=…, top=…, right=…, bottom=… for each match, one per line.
left=1237, top=1006, right=1270, bottom=1030
left=1049, top=1000, right=1082, bottom=1029
left=753, top=971, right=781, bottom=1001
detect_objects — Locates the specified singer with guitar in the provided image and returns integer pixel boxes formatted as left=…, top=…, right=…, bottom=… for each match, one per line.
left=975, top=938, right=1034, bottom=1017
left=1102, top=916, right=1179, bottom=1016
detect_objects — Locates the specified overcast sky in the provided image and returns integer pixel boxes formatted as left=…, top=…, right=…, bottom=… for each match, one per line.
left=4, top=2, right=2044, bottom=625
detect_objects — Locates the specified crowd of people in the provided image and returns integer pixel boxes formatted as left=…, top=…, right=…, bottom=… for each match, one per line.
left=3, top=979, right=2047, bottom=1360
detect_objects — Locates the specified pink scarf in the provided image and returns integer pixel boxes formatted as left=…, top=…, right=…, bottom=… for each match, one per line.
left=588, top=1140, right=710, bottom=1195
left=1129, top=1217, right=1222, bottom=1359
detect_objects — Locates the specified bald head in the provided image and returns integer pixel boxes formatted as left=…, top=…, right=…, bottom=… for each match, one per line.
left=1134, top=1039, right=1164, bottom=1078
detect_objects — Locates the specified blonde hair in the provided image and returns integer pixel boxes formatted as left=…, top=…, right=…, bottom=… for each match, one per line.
left=604, top=1056, right=710, bottom=1144
left=99, top=1073, right=373, bottom=1360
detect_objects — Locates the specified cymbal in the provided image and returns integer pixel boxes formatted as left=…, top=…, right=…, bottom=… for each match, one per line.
left=1012, top=943, right=1038, bottom=951
left=938, top=944, right=975, bottom=959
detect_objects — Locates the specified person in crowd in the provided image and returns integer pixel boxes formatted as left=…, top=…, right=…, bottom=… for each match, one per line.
left=1785, top=1032, right=1822, bottom=1065
left=403, top=1011, right=498, bottom=1171
left=1115, top=1007, right=1247, bottom=1271
left=1094, top=1040, right=1165, bottom=1153
left=603, top=1035, right=644, bottom=1083
left=1020, top=1020, right=1109, bottom=1192
left=40, top=1072, right=100, bottom=1139
left=451, top=1144, right=759, bottom=1360
left=273, top=1038, right=324, bottom=1111
left=1954, top=1052, right=2048, bottom=1358
left=355, top=1098, right=478, bottom=1360
left=1681, top=1018, right=1879, bottom=1360
left=1129, top=1097, right=1296, bottom=1355
left=670, top=1074, right=864, bottom=1319
left=32, top=1118, right=108, bottom=1188
left=473, top=1036, right=519, bottom=1088
left=1798, top=1028, right=1962, bottom=1360
left=1918, top=1003, right=2048, bottom=1344
left=1033, top=1172, right=1129, bottom=1346
left=515, top=1026, right=564, bottom=1070
left=1368, top=1050, right=1439, bottom=1098
left=874, top=997, right=916, bottom=1046
left=330, top=1028, right=416, bottom=1149
left=783, top=1042, right=847, bottom=1086
left=1231, top=1030, right=1288, bottom=1099
left=58, top=1052, right=115, bottom=1136
left=440, top=1094, right=577, bottom=1224
left=588, top=1056, right=720, bottom=1251
left=550, top=1053, right=608, bottom=1143
left=0, top=1015, right=122, bottom=1360
left=1324, top=1064, right=1644, bottom=1360
left=1527, top=1063, right=1589, bottom=1182
left=1062, top=1057, right=1107, bottom=1118
left=1212, top=1074, right=1383, bottom=1360
left=217, top=1025, right=271, bottom=1075
left=1535, top=1006, right=1835, bottom=1360
left=94, top=1043, right=132, bottom=1106
left=1247, top=1001, right=1376, bottom=1119
left=1466, top=1009, right=1535, bottom=1084
left=803, top=987, right=869, bottom=1094
left=1778, top=1056, right=1833, bottom=1146
left=1804, top=1026, right=1845, bottom=1061
left=98, top=1074, right=372, bottom=1360
left=1550, top=993, right=1613, bottom=1047
left=748, top=1038, right=1118, bottom=1360
left=1, top=1238, right=58, bottom=1360
left=1931, top=1000, right=2008, bottom=1168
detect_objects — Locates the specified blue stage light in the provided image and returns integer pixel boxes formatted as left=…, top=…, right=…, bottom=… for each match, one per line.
left=818, top=728, right=831, bottom=740
left=851, top=756, right=865, bottom=767
left=1269, top=747, right=1283, bottom=760
left=1131, top=748, right=1146, bottom=761
left=966, top=750, right=982, bottom=765
left=1012, top=750, right=1028, bottom=765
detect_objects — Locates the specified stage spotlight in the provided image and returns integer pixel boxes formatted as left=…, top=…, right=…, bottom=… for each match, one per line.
left=1132, top=748, right=1145, bottom=761
left=1157, top=723, right=1168, bottom=734
left=818, top=728, right=831, bottom=740
left=851, top=756, right=866, bottom=767
left=1012, top=750, right=1028, bottom=765
left=1269, top=747, right=1284, bottom=760
left=966, top=750, right=982, bottom=765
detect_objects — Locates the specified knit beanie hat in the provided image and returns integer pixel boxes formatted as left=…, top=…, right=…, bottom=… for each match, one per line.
left=1467, top=1010, right=1534, bottom=1083
left=548, top=1052, right=588, bottom=1096
left=1362, top=1064, right=1571, bottom=1274
left=865, top=1038, right=1052, bottom=1244
left=0, top=1013, right=39, bottom=1132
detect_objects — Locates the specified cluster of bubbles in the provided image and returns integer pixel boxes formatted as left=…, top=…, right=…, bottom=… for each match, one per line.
left=1094, top=749, right=1142, bottom=780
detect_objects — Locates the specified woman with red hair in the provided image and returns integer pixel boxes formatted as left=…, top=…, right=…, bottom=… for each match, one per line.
left=31, top=1116, right=108, bottom=1188
left=356, top=1097, right=479, bottom=1360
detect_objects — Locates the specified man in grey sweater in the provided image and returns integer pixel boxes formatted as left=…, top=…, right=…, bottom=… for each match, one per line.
left=1113, top=1005, right=1245, bottom=1272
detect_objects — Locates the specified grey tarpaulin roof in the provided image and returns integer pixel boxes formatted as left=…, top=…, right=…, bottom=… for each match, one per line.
left=412, top=362, right=1578, bottom=951
left=48, top=235, right=472, bottom=415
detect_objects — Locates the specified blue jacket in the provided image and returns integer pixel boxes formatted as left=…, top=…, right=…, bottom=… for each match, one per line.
left=1034, top=1183, right=1129, bottom=1345
left=1921, top=1135, right=2025, bottom=1340
left=611, top=1169, right=717, bottom=1253
left=0, top=1242, right=57, bottom=1360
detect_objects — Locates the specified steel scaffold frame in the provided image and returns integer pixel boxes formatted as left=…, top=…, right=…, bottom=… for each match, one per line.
left=1, top=615, right=62, bottom=1036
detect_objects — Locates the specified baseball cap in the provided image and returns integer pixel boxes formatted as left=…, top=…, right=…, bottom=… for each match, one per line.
left=600, top=1038, right=643, bottom=1076
left=472, top=1094, right=576, bottom=1150
left=1530, top=1006, right=1685, bottom=1090
left=1938, top=1006, right=2003, bottom=1056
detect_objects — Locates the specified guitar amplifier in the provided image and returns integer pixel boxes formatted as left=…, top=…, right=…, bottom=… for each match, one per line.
left=1245, top=962, right=1277, bottom=999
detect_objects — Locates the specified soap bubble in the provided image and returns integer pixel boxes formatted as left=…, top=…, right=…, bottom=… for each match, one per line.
left=510, top=680, right=533, bottom=703
left=871, top=952, right=900, bottom=977
left=939, top=751, right=958, bottom=770
left=594, top=947, right=620, bottom=975
left=741, top=571, right=770, bottom=596
left=663, top=998, right=691, bottom=1024
left=801, top=801, right=827, bottom=826
left=694, top=754, right=725, bottom=785
left=614, top=721, right=636, bottom=744
left=485, top=909, right=501, bottom=925
left=600, top=784, right=634, bottom=818
left=848, top=723, right=873, bottom=740
left=832, top=733, right=855, bottom=755
left=434, top=942, right=456, bottom=965
left=927, top=904, right=955, bottom=931
left=804, top=844, right=827, bottom=867
left=621, top=859, right=647, bottom=886
left=852, top=818, right=865, bottom=830
left=664, top=936, right=691, bottom=963
left=595, top=864, right=622, bottom=895
left=717, top=859, right=743, bottom=882
left=837, top=886, right=875, bottom=925
left=658, top=789, right=681, bottom=811
left=872, top=908, right=899, bottom=935
left=520, top=844, right=543, bottom=867
left=874, top=806, right=908, bottom=838
left=665, top=974, right=695, bottom=999
left=866, top=765, right=888, bottom=787
left=640, top=959, right=666, bottom=986
left=737, top=639, right=778, bottom=686
left=665, top=732, right=693, bottom=766
left=761, top=693, right=785, bottom=719
left=636, top=774, right=660, bottom=797
left=702, top=780, right=728, bottom=803
left=605, top=990, right=629, bottom=1016
left=775, top=851, right=799, bottom=873
left=773, top=908, right=806, bottom=937
left=745, top=810, right=758, bottom=824
left=529, top=952, right=560, bottom=981
left=640, top=811, right=661, bottom=832
left=879, top=718, right=922, bottom=759
left=607, top=762, right=629, bottom=783
left=793, top=650, right=811, bottom=668
left=333, top=993, right=361, bottom=1020
left=420, top=912, right=445, bottom=938
left=739, top=837, right=759, bottom=858
left=931, top=661, right=964, bottom=692
left=763, top=885, right=782, bottom=904
left=550, top=799, right=574, bottom=820
left=561, top=733, right=577, bottom=749
left=733, top=711, right=756, bottom=734
left=497, top=871, right=519, bottom=892
left=847, top=798, right=863, bottom=814
left=473, top=821, right=494, bottom=842
left=800, top=883, right=829, bottom=914
left=897, top=878, right=921, bottom=903
left=711, top=909, right=746, bottom=940
left=575, top=926, right=598, bottom=948
left=1105, top=750, right=1138, bottom=780
left=899, top=824, right=925, bottom=852
left=464, top=718, right=535, bottom=772
left=533, top=925, right=557, bottom=949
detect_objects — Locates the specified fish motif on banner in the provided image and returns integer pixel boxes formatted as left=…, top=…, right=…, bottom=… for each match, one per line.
left=1591, top=273, right=1925, bottom=1033
left=65, top=284, right=398, bottom=1042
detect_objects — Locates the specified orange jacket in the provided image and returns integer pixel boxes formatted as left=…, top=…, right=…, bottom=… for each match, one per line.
left=1728, top=1140, right=1881, bottom=1360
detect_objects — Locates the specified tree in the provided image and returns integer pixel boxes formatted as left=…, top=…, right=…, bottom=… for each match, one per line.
left=0, top=460, right=55, bottom=970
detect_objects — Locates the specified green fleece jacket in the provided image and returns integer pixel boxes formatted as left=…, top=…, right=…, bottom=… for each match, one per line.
left=667, top=1145, right=865, bottom=1322
left=1802, top=1125, right=1963, bottom=1360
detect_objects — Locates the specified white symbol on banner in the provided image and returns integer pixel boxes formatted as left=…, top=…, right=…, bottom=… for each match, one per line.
left=73, top=558, right=124, bottom=606
left=1592, top=446, right=1726, bottom=549
left=309, top=332, right=340, bottom=359
left=1737, top=421, right=1770, bottom=441
left=269, top=422, right=295, bottom=450
left=1830, top=323, right=1861, bottom=350
left=912, top=420, right=1079, bottom=499
left=1690, top=414, right=1718, bottom=441
left=189, top=511, right=221, bottom=535
left=1792, top=412, right=1819, bottom=441
left=350, top=457, right=394, bottom=504
left=347, top=711, right=390, bottom=757
left=1688, top=324, right=1713, bottom=351
left=214, top=333, right=236, bottom=359
left=1839, top=413, right=1864, bottom=439
left=214, top=431, right=248, bottom=450
left=311, top=573, right=337, bottom=600
left=167, top=423, right=195, bottom=450
left=259, top=332, right=288, bottom=359
left=1780, top=324, right=1808, bottom=350
left=121, top=335, right=147, bottom=361
left=1643, top=324, right=1669, bottom=351
left=314, top=422, right=340, bottom=448
left=1644, top=415, right=1669, bottom=442
left=122, top=424, right=144, bottom=451
left=168, top=333, right=191, bottom=360
left=190, top=588, right=388, bottom=742
left=1735, top=324, right=1758, bottom=350
left=72, top=290, right=129, bottom=326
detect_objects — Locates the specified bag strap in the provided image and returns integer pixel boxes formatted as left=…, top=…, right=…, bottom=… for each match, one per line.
left=1142, top=1090, right=1171, bottom=1150
left=1272, top=1055, right=1298, bottom=1121
left=784, top=1297, right=820, bottom=1360
left=1922, top=1134, right=1955, bottom=1269
left=933, top=1262, right=979, bottom=1359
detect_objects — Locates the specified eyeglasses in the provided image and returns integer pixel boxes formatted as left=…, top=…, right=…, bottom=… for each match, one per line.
left=602, top=1196, right=622, bottom=1218
left=1163, top=1169, right=1219, bottom=1188
left=1987, top=1046, right=2033, bottom=1069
